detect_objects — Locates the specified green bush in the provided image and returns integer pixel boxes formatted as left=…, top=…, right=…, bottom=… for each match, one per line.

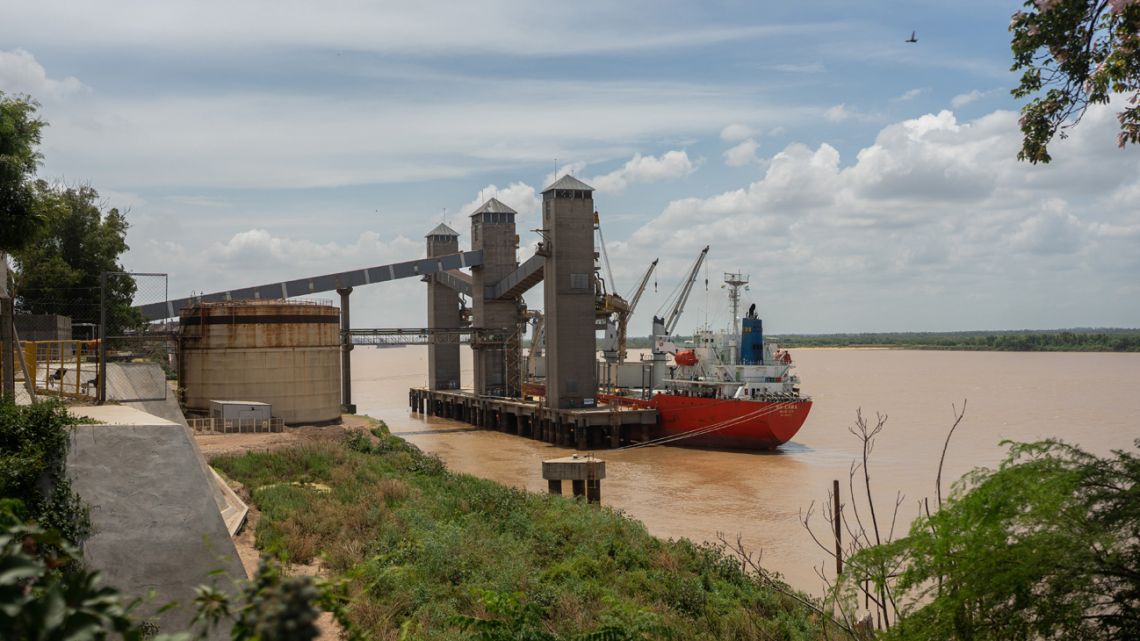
left=0, top=399, right=89, bottom=548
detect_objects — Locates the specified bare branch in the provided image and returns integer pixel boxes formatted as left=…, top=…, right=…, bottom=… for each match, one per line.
left=887, top=490, right=905, bottom=543
left=936, top=399, right=967, bottom=507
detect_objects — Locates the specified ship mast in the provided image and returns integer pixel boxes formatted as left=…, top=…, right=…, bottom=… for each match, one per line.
left=723, top=272, right=749, bottom=367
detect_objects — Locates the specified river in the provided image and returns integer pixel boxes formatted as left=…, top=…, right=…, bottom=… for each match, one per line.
left=350, top=346, right=1140, bottom=595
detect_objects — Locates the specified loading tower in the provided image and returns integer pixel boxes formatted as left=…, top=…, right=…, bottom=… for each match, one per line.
left=541, top=175, right=598, bottom=409
left=425, top=223, right=463, bottom=390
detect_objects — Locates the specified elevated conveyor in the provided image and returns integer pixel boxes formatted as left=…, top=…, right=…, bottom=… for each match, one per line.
left=135, top=250, right=483, bottom=320
left=488, top=253, right=544, bottom=300
left=350, top=327, right=477, bottom=346
left=432, top=269, right=473, bottom=297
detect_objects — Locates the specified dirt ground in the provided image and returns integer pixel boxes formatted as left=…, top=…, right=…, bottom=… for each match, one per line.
left=194, top=414, right=376, bottom=458
left=199, top=415, right=377, bottom=640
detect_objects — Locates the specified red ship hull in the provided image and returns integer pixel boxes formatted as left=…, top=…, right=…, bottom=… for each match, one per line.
left=598, top=393, right=812, bottom=450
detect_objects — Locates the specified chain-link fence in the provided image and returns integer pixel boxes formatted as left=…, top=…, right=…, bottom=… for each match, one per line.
left=9, top=279, right=104, bottom=403
left=100, top=272, right=173, bottom=403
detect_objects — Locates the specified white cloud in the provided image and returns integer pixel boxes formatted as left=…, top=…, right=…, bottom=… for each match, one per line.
left=0, top=2, right=837, bottom=58
left=98, top=189, right=147, bottom=210
left=460, top=182, right=540, bottom=220
left=825, top=104, right=850, bottom=122
left=821, top=103, right=883, bottom=124
left=543, top=161, right=588, bottom=190
left=723, top=139, right=760, bottom=167
left=1010, top=203, right=1084, bottom=255
left=114, top=104, right=1140, bottom=332
left=620, top=103, right=1140, bottom=332
left=164, top=195, right=229, bottom=208
left=0, top=48, right=87, bottom=98
left=589, top=150, right=696, bottom=193
left=951, top=88, right=1003, bottom=109
left=893, top=88, right=928, bottom=102
left=951, top=90, right=983, bottom=108
left=720, top=123, right=756, bottom=142
left=39, top=81, right=794, bottom=190
left=134, top=228, right=429, bottom=325
left=767, top=62, right=826, bottom=74
left=197, top=229, right=422, bottom=277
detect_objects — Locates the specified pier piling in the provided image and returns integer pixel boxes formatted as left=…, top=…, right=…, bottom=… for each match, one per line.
left=543, top=455, right=606, bottom=504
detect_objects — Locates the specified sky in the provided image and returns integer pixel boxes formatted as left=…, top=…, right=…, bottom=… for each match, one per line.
left=2, top=0, right=1138, bottom=334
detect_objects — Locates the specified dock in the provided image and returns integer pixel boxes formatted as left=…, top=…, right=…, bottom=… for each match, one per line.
left=409, top=388, right=657, bottom=450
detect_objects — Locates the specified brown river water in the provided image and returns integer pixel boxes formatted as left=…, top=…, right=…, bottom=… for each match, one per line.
left=350, top=346, right=1140, bottom=595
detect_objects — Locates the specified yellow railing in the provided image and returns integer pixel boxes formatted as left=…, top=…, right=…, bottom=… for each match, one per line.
left=17, top=340, right=101, bottom=400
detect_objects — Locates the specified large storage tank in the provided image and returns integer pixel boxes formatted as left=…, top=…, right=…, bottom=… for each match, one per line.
left=178, top=300, right=341, bottom=425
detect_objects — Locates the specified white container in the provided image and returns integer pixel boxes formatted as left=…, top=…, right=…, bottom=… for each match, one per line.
left=210, top=400, right=272, bottom=422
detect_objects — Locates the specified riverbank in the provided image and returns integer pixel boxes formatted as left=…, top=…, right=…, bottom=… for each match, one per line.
left=207, top=417, right=835, bottom=640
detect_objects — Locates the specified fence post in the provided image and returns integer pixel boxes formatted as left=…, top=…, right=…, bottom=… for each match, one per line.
left=1, top=295, right=13, bottom=401
left=99, top=271, right=107, bottom=404
left=1, top=255, right=13, bottom=400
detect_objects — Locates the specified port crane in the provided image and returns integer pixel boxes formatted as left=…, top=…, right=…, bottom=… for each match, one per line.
left=646, top=245, right=709, bottom=388
left=653, top=245, right=709, bottom=341
left=600, top=258, right=658, bottom=364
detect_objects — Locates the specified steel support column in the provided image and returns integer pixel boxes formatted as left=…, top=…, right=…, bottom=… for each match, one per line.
left=338, top=287, right=355, bottom=414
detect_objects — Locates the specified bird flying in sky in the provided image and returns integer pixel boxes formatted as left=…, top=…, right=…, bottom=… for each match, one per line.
left=905, top=31, right=918, bottom=43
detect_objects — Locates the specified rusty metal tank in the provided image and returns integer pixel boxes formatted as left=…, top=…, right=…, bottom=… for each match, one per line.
left=178, top=300, right=341, bottom=424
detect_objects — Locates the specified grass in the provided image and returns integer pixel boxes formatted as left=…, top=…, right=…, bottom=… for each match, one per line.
left=211, top=423, right=834, bottom=640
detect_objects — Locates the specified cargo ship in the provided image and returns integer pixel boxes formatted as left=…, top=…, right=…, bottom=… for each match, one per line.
left=596, top=251, right=811, bottom=450
left=525, top=247, right=812, bottom=450
left=597, top=314, right=812, bottom=450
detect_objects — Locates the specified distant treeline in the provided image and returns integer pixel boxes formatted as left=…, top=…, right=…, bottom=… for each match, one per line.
left=587, top=330, right=1140, bottom=352
left=769, top=329, right=1140, bottom=352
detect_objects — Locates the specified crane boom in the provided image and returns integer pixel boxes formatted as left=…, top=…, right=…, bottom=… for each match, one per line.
left=607, top=258, right=659, bottom=363
left=662, top=246, right=708, bottom=336
left=625, top=258, right=658, bottom=317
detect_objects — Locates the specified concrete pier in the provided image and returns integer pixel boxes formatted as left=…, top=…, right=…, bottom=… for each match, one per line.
left=408, top=387, right=656, bottom=450
left=543, top=454, right=605, bottom=503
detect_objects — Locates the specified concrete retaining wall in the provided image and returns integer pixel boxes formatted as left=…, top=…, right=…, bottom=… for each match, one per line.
left=68, top=418, right=246, bottom=639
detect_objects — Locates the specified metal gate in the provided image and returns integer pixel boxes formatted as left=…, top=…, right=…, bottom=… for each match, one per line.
left=99, top=272, right=174, bottom=403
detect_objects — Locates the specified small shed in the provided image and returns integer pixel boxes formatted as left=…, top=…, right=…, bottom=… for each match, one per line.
left=209, top=400, right=272, bottom=422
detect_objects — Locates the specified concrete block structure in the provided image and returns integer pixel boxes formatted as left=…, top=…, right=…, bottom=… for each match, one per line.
left=541, top=175, right=598, bottom=409
left=426, top=223, right=463, bottom=390
left=67, top=409, right=246, bottom=640
left=14, top=314, right=73, bottom=342
left=469, top=199, right=520, bottom=397
left=543, top=454, right=605, bottom=503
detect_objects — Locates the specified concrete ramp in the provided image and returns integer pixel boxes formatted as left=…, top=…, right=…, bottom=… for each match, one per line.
left=104, top=361, right=168, bottom=401
left=104, top=361, right=190, bottom=428
left=67, top=409, right=246, bottom=639
left=99, top=362, right=233, bottom=524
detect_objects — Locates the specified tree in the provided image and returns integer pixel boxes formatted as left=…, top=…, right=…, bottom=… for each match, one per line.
left=0, top=92, right=45, bottom=253
left=13, top=183, right=138, bottom=332
left=843, top=439, right=1140, bottom=641
left=1010, top=0, right=1140, bottom=163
